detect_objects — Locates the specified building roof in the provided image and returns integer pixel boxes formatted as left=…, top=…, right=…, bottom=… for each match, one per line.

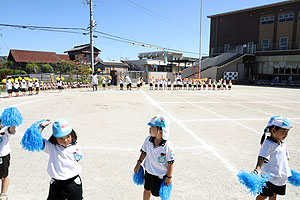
left=9, top=49, right=70, bottom=63
left=138, top=51, right=183, bottom=58
left=64, top=43, right=101, bottom=53
left=208, top=0, right=300, bottom=18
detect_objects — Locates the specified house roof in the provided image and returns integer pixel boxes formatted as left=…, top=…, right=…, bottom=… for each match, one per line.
left=207, top=0, right=300, bottom=18
left=64, top=44, right=101, bottom=53
left=9, top=49, right=70, bottom=63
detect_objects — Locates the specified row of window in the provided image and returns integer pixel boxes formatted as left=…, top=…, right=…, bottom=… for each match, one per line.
left=260, top=11, right=300, bottom=25
left=273, top=67, right=300, bottom=75
left=261, top=37, right=291, bottom=51
left=257, top=63, right=300, bottom=75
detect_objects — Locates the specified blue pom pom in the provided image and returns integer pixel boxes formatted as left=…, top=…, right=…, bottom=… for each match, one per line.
left=1, top=107, right=23, bottom=127
left=288, top=169, right=300, bottom=187
left=21, top=120, right=47, bottom=152
left=133, top=165, right=145, bottom=185
left=159, top=178, right=172, bottom=200
left=237, top=170, right=269, bottom=195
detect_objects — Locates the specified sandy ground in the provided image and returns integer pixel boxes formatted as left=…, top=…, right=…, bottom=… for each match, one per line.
left=0, top=85, right=300, bottom=200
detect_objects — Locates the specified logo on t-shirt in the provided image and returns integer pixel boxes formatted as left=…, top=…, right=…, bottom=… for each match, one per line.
left=73, top=151, right=82, bottom=161
left=158, top=153, right=166, bottom=163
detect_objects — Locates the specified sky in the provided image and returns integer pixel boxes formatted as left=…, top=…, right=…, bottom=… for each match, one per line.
left=0, top=0, right=284, bottom=61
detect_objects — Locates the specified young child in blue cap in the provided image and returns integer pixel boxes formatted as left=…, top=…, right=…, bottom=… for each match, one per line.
left=40, top=119, right=83, bottom=200
left=0, top=112, right=16, bottom=200
left=134, top=115, right=175, bottom=200
left=253, top=116, right=292, bottom=200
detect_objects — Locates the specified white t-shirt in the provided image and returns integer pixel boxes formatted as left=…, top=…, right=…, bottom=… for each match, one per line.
left=141, top=136, right=175, bottom=177
left=0, top=126, right=15, bottom=157
left=259, top=137, right=292, bottom=186
left=126, top=76, right=132, bottom=84
left=28, top=82, right=33, bottom=87
left=6, top=82, right=12, bottom=90
left=91, top=75, right=98, bottom=85
left=43, top=140, right=82, bottom=180
left=35, top=82, right=40, bottom=87
left=21, top=82, right=27, bottom=89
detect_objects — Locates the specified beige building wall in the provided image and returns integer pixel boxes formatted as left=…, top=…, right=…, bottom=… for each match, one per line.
left=276, top=13, right=294, bottom=49
left=259, top=16, right=275, bottom=50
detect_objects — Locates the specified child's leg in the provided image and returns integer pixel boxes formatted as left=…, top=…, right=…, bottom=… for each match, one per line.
left=1, top=177, right=9, bottom=194
left=143, top=190, right=151, bottom=200
left=269, top=193, right=277, bottom=200
left=64, top=176, right=83, bottom=200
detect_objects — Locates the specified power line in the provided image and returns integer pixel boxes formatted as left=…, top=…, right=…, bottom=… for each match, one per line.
left=0, top=23, right=199, bottom=55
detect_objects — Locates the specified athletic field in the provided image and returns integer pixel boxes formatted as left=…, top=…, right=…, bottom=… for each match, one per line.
left=1, top=85, right=300, bottom=199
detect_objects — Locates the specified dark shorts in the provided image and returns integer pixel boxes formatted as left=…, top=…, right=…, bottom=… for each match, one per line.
left=149, top=83, right=153, bottom=87
left=137, top=84, right=140, bottom=87
left=159, top=84, right=162, bottom=87
left=127, top=83, right=131, bottom=88
left=28, top=87, right=33, bottom=91
left=260, top=181, right=286, bottom=197
left=102, top=84, right=106, bottom=87
left=120, top=84, right=123, bottom=87
left=58, top=86, right=63, bottom=90
left=36, top=87, right=40, bottom=91
left=144, top=170, right=165, bottom=197
left=47, top=175, right=83, bottom=200
left=13, top=88, right=19, bottom=92
left=0, top=154, right=10, bottom=178
left=21, top=88, right=26, bottom=92
left=7, top=89, right=12, bottom=94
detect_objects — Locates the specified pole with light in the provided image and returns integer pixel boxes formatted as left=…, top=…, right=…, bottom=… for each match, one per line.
left=198, top=0, right=203, bottom=80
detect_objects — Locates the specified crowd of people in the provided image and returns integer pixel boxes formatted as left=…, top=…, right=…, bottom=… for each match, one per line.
left=148, top=72, right=233, bottom=91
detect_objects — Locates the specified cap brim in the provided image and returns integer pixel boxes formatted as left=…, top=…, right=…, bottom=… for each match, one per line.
left=147, top=122, right=155, bottom=126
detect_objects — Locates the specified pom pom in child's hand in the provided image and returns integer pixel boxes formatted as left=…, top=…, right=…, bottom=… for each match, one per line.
left=133, top=165, right=145, bottom=185
left=288, top=169, right=300, bottom=187
left=21, top=120, right=47, bottom=152
left=159, top=178, right=172, bottom=200
left=237, top=170, right=269, bottom=195
left=1, top=107, right=23, bottom=127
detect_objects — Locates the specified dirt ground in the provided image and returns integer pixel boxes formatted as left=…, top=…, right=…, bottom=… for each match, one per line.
left=1, top=85, right=300, bottom=199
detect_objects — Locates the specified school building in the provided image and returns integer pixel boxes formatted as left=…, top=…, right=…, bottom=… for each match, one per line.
left=184, top=0, right=300, bottom=84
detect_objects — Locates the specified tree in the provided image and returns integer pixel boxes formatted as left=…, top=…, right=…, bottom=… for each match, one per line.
left=0, top=61, right=13, bottom=69
left=74, top=63, right=90, bottom=82
left=25, top=62, right=39, bottom=74
left=53, top=60, right=76, bottom=75
left=40, top=64, right=54, bottom=73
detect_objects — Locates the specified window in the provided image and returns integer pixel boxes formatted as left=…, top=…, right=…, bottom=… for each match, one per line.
left=224, top=44, right=230, bottom=53
left=278, top=13, right=294, bottom=22
left=261, top=39, right=270, bottom=51
left=299, top=11, right=300, bottom=20
left=261, top=16, right=274, bottom=25
left=280, top=37, right=288, bottom=50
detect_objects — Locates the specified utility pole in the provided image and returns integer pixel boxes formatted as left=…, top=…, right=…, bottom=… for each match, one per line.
left=84, top=0, right=96, bottom=73
left=198, top=0, right=203, bottom=80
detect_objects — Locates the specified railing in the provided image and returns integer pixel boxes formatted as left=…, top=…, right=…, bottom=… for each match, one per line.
left=256, top=41, right=300, bottom=52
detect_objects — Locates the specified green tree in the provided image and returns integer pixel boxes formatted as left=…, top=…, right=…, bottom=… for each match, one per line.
left=0, top=61, right=13, bottom=69
left=25, top=62, right=39, bottom=74
left=74, top=63, right=90, bottom=82
left=53, top=60, right=76, bottom=75
left=40, top=64, right=54, bottom=73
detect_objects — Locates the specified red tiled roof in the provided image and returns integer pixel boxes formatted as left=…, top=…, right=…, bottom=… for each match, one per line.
left=10, top=49, right=70, bottom=63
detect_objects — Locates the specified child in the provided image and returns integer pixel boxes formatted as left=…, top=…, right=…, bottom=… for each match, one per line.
left=134, top=116, right=175, bottom=200
left=28, top=79, right=33, bottom=96
left=159, top=78, right=163, bottom=90
left=13, top=80, right=19, bottom=97
left=126, top=75, right=132, bottom=90
left=35, top=79, right=40, bottom=95
left=91, top=73, right=98, bottom=92
left=253, top=116, right=292, bottom=200
left=149, top=76, right=153, bottom=90
left=228, top=80, right=232, bottom=90
left=0, top=112, right=16, bottom=200
left=102, top=76, right=106, bottom=90
left=39, top=119, right=83, bottom=200
left=154, top=79, right=158, bottom=90
left=20, top=79, right=27, bottom=96
left=163, top=78, right=167, bottom=90
left=119, top=76, right=124, bottom=90
left=167, top=79, right=172, bottom=90
left=6, top=79, right=12, bottom=98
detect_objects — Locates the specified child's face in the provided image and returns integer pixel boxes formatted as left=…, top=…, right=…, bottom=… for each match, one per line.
left=56, top=133, right=72, bottom=147
left=149, top=126, right=161, bottom=137
left=271, top=128, right=289, bottom=141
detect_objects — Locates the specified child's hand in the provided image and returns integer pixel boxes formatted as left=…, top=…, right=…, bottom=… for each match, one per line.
left=165, top=177, right=172, bottom=186
left=134, top=164, right=140, bottom=174
left=41, top=119, right=51, bottom=127
left=9, top=124, right=16, bottom=132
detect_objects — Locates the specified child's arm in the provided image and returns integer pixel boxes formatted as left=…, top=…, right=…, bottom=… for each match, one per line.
left=8, top=124, right=16, bottom=134
left=165, top=163, right=174, bottom=186
left=253, top=158, right=265, bottom=174
left=134, top=152, right=146, bottom=173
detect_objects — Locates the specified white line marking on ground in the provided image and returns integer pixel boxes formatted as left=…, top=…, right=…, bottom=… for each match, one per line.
left=179, top=117, right=300, bottom=122
left=166, top=91, right=262, bottom=135
left=141, top=90, right=238, bottom=176
left=81, top=146, right=204, bottom=151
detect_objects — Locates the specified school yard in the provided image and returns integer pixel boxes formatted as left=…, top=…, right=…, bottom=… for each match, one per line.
left=1, top=85, right=300, bottom=200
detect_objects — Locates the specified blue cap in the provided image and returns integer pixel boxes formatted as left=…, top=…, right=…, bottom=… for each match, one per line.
left=267, top=116, right=292, bottom=130
left=52, top=119, right=72, bottom=138
left=147, top=116, right=166, bottom=128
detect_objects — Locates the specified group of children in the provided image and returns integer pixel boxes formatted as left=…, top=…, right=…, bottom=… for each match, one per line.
left=5, top=77, right=40, bottom=97
left=148, top=76, right=233, bottom=91
left=0, top=105, right=296, bottom=200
